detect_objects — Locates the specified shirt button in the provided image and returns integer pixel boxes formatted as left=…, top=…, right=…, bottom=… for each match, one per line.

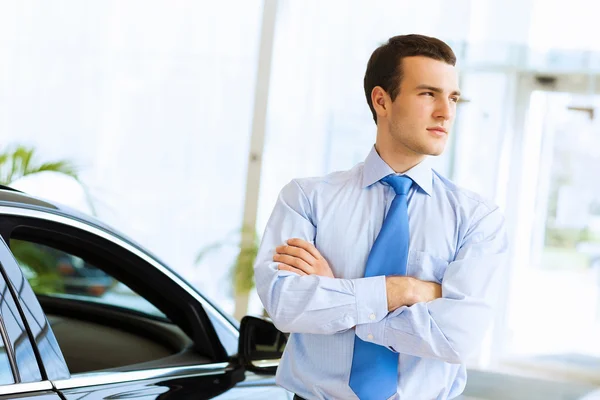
left=369, top=313, right=376, bottom=320
left=367, top=334, right=374, bottom=340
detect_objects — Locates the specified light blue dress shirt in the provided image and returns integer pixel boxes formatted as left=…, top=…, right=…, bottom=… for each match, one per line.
left=254, top=146, right=508, bottom=400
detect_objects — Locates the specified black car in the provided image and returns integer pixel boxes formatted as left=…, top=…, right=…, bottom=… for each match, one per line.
left=0, top=185, right=290, bottom=399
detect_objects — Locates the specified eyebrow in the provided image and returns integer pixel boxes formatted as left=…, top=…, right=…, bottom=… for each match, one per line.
left=415, top=84, right=461, bottom=97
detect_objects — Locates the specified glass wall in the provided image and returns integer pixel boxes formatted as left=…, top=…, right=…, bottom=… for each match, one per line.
left=0, top=1, right=263, bottom=311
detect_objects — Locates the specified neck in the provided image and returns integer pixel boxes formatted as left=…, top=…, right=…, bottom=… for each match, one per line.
left=375, top=131, right=426, bottom=174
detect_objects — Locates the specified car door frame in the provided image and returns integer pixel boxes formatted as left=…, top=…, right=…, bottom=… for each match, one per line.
left=0, top=205, right=246, bottom=396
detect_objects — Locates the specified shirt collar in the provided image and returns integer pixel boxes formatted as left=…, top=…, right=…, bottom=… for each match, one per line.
left=361, top=145, right=433, bottom=196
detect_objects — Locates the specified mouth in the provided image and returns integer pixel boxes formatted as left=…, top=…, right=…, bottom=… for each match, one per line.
left=426, top=127, right=447, bottom=137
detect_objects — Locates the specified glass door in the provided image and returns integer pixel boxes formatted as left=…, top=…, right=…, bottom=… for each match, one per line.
left=506, top=74, right=600, bottom=377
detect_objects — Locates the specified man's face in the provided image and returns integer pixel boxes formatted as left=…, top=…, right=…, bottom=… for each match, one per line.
left=386, top=56, right=460, bottom=157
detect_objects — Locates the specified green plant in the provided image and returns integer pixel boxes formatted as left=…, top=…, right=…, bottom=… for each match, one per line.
left=0, top=144, right=95, bottom=214
left=232, top=233, right=259, bottom=295
left=1, top=144, right=93, bottom=291
left=11, top=239, right=64, bottom=294
left=195, top=226, right=259, bottom=319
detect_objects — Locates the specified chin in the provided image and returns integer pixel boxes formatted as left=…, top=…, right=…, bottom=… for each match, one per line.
left=431, top=144, right=447, bottom=155
left=426, top=139, right=447, bottom=156
left=427, top=149, right=444, bottom=157
left=420, top=143, right=446, bottom=157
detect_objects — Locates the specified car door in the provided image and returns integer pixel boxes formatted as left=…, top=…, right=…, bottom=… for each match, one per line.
left=0, top=208, right=246, bottom=399
left=0, top=237, right=63, bottom=399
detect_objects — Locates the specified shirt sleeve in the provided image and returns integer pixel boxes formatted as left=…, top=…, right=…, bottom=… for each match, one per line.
left=254, top=180, right=389, bottom=335
left=355, top=205, right=508, bottom=363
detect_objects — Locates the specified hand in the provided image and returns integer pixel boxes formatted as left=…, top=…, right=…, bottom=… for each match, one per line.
left=274, top=238, right=334, bottom=278
left=385, top=276, right=442, bottom=311
left=417, top=280, right=442, bottom=304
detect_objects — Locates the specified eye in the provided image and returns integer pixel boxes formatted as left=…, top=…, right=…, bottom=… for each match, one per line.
left=450, top=97, right=459, bottom=103
left=420, top=92, right=435, bottom=97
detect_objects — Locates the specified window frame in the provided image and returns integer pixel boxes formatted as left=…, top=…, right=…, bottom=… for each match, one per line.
left=0, top=207, right=229, bottom=373
left=10, top=238, right=167, bottom=320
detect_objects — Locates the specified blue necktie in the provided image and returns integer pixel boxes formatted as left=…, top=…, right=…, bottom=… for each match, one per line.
left=349, top=174, right=413, bottom=400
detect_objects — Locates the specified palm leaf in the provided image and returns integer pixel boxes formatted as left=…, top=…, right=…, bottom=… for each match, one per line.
left=232, top=226, right=259, bottom=295
left=194, top=229, right=240, bottom=264
left=232, top=241, right=258, bottom=294
left=0, top=146, right=79, bottom=184
left=33, top=161, right=80, bottom=178
left=196, top=226, right=260, bottom=295
left=0, top=145, right=97, bottom=214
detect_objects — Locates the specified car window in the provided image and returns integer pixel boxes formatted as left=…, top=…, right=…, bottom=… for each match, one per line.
left=207, top=312, right=238, bottom=357
left=10, top=239, right=166, bottom=319
left=3, top=216, right=226, bottom=376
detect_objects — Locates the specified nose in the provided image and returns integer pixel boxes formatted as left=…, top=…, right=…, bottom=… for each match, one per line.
left=434, top=99, right=454, bottom=121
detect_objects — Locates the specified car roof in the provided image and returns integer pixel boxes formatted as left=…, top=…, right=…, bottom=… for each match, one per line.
left=0, top=184, right=127, bottom=238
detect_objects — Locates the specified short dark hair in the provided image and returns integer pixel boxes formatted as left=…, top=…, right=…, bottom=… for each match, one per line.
left=364, top=34, right=457, bottom=124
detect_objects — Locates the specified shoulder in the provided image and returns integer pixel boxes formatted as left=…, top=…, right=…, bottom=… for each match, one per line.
left=431, top=170, right=503, bottom=222
left=284, top=163, right=363, bottom=199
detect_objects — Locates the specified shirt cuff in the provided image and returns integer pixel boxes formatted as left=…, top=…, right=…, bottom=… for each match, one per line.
left=356, top=316, right=387, bottom=346
left=354, top=275, right=388, bottom=325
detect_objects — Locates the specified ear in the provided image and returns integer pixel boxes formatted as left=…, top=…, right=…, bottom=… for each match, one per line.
left=371, top=86, right=390, bottom=120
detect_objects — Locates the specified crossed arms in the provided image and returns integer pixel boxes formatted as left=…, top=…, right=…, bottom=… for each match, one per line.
left=254, top=181, right=508, bottom=364
left=275, top=238, right=442, bottom=312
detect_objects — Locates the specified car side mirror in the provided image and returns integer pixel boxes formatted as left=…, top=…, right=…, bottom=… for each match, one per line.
left=238, top=316, right=287, bottom=375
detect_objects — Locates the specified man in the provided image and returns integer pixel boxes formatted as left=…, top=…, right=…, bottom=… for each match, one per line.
left=254, top=34, right=508, bottom=400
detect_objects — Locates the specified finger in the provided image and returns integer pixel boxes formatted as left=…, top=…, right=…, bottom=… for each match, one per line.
left=277, top=263, right=307, bottom=276
left=273, top=254, right=312, bottom=274
left=286, top=238, right=322, bottom=259
left=275, top=245, right=316, bottom=265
